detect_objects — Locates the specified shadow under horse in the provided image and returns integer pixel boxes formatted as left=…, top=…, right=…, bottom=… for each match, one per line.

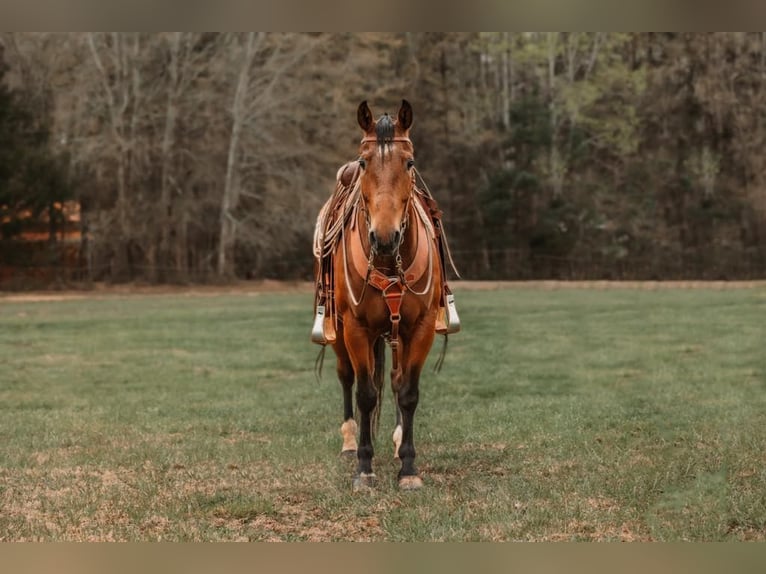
left=312, top=100, right=460, bottom=491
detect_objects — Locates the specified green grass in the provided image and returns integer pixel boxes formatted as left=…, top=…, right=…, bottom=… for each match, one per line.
left=0, top=286, right=764, bottom=541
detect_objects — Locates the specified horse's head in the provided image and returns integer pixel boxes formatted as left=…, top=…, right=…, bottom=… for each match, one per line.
left=356, top=99, right=415, bottom=256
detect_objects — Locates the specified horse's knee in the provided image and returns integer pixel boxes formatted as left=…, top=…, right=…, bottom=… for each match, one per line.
left=336, top=361, right=354, bottom=386
left=356, top=382, right=378, bottom=412
left=397, top=384, right=419, bottom=412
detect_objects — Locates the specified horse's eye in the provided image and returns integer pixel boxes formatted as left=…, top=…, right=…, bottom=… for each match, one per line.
left=358, top=158, right=366, bottom=169
left=406, top=158, right=415, bottom=170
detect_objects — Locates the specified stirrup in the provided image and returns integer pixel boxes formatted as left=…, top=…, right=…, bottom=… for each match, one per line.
left=311, top=305, right=328, bottom=344
left=435, top=293, right=461, bottom=335
left=445, top=292, right=461, bottom=333
left=311, top=305, right=337, bottom=344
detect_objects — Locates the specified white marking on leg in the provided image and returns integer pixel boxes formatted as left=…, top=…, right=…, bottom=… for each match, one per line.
left=392, top=424, right=403, bottom=459
left=340, top=419, right=358, bottom=453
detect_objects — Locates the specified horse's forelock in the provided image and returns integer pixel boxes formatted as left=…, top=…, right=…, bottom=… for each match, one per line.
left=375, top=113, right=395, bottom=154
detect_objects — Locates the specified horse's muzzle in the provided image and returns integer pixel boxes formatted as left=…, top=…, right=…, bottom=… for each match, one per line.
left=369, top=229, right=401, bottom=254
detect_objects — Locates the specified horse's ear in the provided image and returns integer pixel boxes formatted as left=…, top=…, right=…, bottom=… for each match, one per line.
left=357, top=100, right=374, bottom=132
left=397, top=99, right=413, bottom=131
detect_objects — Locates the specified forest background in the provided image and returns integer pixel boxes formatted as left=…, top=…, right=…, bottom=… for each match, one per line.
left=1, top=33, right=765, bottom=284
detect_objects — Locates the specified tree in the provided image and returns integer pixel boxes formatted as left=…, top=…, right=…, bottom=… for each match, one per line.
left=0, top=36, right=70, bottom=245
left=2, top=33, right=764, bottom=283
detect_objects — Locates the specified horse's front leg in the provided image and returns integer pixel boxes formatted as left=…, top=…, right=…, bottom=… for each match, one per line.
left=393, top=320, right=436, bottom=490
left=342, top=319, right=378, bottom=490
left=392, top=400, right=403, bottom=460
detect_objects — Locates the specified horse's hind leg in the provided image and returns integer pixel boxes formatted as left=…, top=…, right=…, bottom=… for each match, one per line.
left=333, top=325, right=357, bottom=457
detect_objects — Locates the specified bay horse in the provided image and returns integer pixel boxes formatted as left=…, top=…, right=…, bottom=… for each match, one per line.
left=321, top=100, right=445, bottom=491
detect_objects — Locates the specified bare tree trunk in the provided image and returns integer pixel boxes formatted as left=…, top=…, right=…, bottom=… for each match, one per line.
left=176, top=206, right=188, bottom=282
left=86, top=33, right=132, bottom=281
left=159, top=32, right=181, bottom=282
left=501, top=32, right=511, bottom=131
left=218, top=32, right=260, bottom=278
left=762, top=32, right=766, bottom=78
left=547, top=32, right=564, bottom=200
left=126, top=34, right=143, bottom=280
left=78, top=201, right=92, bottom=283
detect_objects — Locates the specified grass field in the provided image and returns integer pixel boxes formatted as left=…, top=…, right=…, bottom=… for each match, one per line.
left=1, top=284, right=765, bottom=541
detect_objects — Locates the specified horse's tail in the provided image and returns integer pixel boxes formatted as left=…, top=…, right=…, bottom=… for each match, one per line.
left=370, top=336, right=386, bottom=439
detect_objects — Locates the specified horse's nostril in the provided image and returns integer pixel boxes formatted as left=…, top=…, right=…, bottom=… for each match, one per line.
left=393, top=230, right=401, bottom=246
left=369, top=230, right=377, bottom=249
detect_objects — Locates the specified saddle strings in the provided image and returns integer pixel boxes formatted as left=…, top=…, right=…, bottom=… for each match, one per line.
left=341, top=197, right=374, bottom=308
left=413, top=167, right=461, bottom=279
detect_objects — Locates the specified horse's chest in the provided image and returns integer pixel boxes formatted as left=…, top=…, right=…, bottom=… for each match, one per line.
left=349, top=298, right=389, bottom=327
left=347, top=290, right=426, bottom=333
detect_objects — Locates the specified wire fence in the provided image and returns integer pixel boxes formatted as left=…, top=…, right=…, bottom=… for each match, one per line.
left=448, top=248, right=766, bottom=281
left=2, top=245, right=765, bottom=290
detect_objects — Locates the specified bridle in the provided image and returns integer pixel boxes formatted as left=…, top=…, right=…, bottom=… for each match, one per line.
left=355, top=134, right=415, bottom=258
left=356, top=171, right=413, bottom=260
left=347, top=135, right=430, bottom=296
left=360, top=136, right=412, bottom=144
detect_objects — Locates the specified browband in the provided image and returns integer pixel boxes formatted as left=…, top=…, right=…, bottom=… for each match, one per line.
left=360, top=136, right=412, bottom=144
